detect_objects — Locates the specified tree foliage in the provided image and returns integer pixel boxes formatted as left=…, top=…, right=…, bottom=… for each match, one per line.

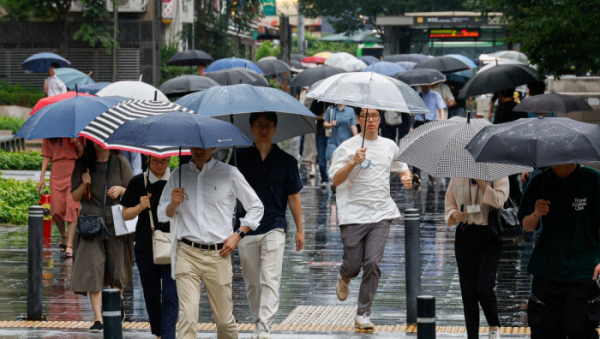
left=468, top=0, right=600, bottom=76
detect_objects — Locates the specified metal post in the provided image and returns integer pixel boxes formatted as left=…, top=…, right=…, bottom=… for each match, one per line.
left=404, top=208, right=421, bottom=324
left=27, top=206, right=44, bottom=320
left=102, top=288, right=123, bottom=339
left=112, top=0, right=119, bottom=82
left=417, top=296, right=436, bottom=338
left=297, top=14, right=305, bottom=55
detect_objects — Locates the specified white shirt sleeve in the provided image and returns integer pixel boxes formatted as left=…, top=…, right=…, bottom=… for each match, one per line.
left=231, top=168, right=264, bottom=230
left=328, top=143, right=352, bottom=180
left=157, top=167, right=177, bottom=222
left=391, top=143, right=409, bottom=173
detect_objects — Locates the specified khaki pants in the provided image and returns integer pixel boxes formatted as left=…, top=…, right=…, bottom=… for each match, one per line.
left=175, top=242, right=238, bottom=339
left=238, top=229, right=286, bottom=331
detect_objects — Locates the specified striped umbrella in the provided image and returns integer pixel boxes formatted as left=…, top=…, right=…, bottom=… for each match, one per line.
left=79, top=100, right=195, bottom=157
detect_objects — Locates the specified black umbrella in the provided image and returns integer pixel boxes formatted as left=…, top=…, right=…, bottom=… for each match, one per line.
left=288, top=66, right=346, bottom=88
left=204, top=68, right=269, bottom=87
left=290, top=59, right=304, bottom=70
left=167, top=50, right=214, bottom=66
left=414, top=56, right=471, bottom=73
left=158, top=75, right=220, bottom=97
left=459, top=63, right=540, bottom=99
left=393, top=69, right=446, bottom=86
left=291, top=54, right=306, bottom=62
left=384, top=54, right=430, bottom=63
left=256, top=59, right=291, bottom=76
left=513, top=93, right=593, bottom=113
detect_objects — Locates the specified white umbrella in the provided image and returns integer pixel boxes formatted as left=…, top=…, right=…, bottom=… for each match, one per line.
left=482, top=51, right=529, bottom=63
left=324, top=52, right=367, bottom=71
left=257, top=56, right=277, bottom=62
left=477, top=60, right=526, bottom=73
left=96, top=81, right=169, bottom=101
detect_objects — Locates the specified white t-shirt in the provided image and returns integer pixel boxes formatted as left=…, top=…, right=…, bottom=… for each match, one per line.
left=328, top=134, right=409, bottom=225
left=432, top=83, right=455, bottom=119
left=46, top=75, right=67, bottom=97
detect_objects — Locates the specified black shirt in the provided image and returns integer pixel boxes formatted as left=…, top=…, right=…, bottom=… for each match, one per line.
left=121, top=172, right=170, bottom=252
left=493, top=100, right=527, bottom=124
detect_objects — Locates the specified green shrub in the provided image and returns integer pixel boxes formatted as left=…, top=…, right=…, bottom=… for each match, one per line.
left=0, top=150, right=47, bottom=170
left=169, top=155, right=179, bottom=170
left=0, top=81, right=46, bottom=108
left=0, top=116, right=27, bottom=134
left=0, top=178, right=39, bottom=225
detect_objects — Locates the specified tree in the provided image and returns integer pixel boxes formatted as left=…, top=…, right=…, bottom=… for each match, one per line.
left=468, top=0, right=600, bottom=76
left=256, top=41, right=274, bottom=61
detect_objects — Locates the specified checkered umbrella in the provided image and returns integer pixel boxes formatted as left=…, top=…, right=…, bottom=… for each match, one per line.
left=396, top=116, right=532, bottom=180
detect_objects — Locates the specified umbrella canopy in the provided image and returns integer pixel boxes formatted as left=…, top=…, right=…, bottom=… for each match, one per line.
left=480, top=51, right=528, bottom=64
left=394, top=69, right=446, bottom=86
left=445, top=70, right=473, bottom=83
left=414, top=56, right=471, bottom=73
left=30, top=91, right=95, bottom=115
left=257, top=56, right=277, bottom=62
left=362, top=61, right=406, bottom=76
left=459, top=63, right=539, bottom=99
left=175, top=84, right=316, bottom=143
left=324, top=52, right=367, bottom=72
left=477, top=60, right=525, bottom=73
left=444, top=54, right=478, bottom=69
left=466, top=117, right=600, bottom=168
left=166, top=49, right=214, bottom=66
left=359, top=56, right=379, bottom=66
left=306, top=72, right=430, bottom=114
left=96, top=81, right=169, bottom=101
left=396, top=116, right=532, bottom=180
left=319, top=30, right=381, bottom=43
left=158, top=75, right=220, bottom=97
left=204, top=57, right=263, bottom=74
left=256, top=59, right=291, bottom=75
left=104, top=112, right=252, bottom=157
left=313, top=51, right=334, bottom=59
left=22, top=52, right=70, bottom=73
left=384, top=54, right=430, bottom=63
left=396, top=61, right=417, bottom=70
left=54, top=68, right=95, bottom=90
left=78, top=82, right=111, bottom=95
left=204, top=68, right=269, bottom=87
left=289, top=66, right=346, bottom=88
left=301, top=56, right=326, bottom=68
left=16, top=95, right=127, bottom=139
left=291, top=54, right=306, bottom=62
left=513, top=93, right=593, bottom=113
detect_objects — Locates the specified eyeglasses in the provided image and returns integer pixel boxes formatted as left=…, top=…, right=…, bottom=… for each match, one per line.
left=359, top=113, right=381, bottom=121
left=150, top=159, right=170, bottom=165
left=252, top=122, right=275, bottom=130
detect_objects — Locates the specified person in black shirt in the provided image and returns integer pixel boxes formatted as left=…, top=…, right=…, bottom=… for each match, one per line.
left=121, top=156, right=178, bottom=339
left=493, top=88, right=528, bottom=125
left=311, top=100, right=330, bottom=187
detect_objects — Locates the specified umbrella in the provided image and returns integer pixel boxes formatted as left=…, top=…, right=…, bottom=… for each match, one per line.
left=22, top=52, right=70, bottom=73
left=319, top=30, right=381, bottom=43
left=256, top=59, right=291, bottom=76
left=396, top=61, right=417, bottom=70
left=166, top=49, right=214, bottom=66
left=477, top=60, right=525, bottom=73
left=396, top=116, right=532, bottom=180
left=445, top=70, right=473, bottom=83
left=480, top=51, right=528, bottom=64
left=257, top=56, right=277, bottom=62
left=204, top=57, right=263, bottom=74
left=313, top=51, right=334, bottom=59
left=204, top=68, right=269, bottom=87
left=359, top=56, right=379, bottom=66
left=30, top=91, right=95, bottom=115
left=78, top=82, right=111, bottom=95
left=288, top=66, right=346, bottom=88
left=96, top=81, right=169, bottom=101
left=362, top=62, right=406, bottom=77
left=175, top=84, right=316, bottom=143
left=414, top=56, right=471, bottom=73
left=54, top=68, right=95, bottom=90
left=384, top=54, right=430, bottom=63
left=16, top=95, right=127, bottom=140
left=290, top=59, right=304, bottom=70
left=513, top=93, right=593, bottom=113
left=301, top=56, right=326, bottom=68
left=324, top=52, right=367, bottom=71
left=444, top=54, right=478, bottom=69
left=466, top=117, right=600, bottom=168
left=158, top=75, right=220, bottom=97
left=394, top=69, right=446, bottom=86
left=291, top=54, right=306, bottom=62
left=458, top=63, right=540, bottom=99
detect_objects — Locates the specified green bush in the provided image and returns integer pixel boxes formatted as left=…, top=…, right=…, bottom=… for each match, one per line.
left=0, top=116, right=27, bottom=134
left=169, top=155, right=179, bottom=170
left=0, top=178, right=39, bottom=225
left=256, top=41, right=274, bottom=61
left=0, top=81, right=45, bottom=108
left=0, top=150, right=47, bottom=170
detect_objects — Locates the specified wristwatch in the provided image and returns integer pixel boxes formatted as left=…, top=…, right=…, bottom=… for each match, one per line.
left=235, top=229, right=245, bottom=239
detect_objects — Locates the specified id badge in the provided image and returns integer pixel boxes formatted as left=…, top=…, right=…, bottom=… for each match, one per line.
left=466, top=204, right=481, bottom=214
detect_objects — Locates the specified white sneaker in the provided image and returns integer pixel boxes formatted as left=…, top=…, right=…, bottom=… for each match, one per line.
left=309, top=168, right=316, bottom=178
left=251, top=323, right=260, bottom=339
left=489, top=329, right=500, bottom=339
left=336, top=278, right=349, bottom=301
left=354, top=315, right=374, bottom=330
left=258, top=329, right=270, bottom=339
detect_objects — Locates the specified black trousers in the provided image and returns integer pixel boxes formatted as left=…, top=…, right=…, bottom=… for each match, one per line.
left=454, top=225, right=503, bottom=339
left=529, top=276, right=600, bottom=339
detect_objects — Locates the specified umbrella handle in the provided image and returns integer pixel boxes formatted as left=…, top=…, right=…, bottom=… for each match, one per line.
left=84, top=183, right=92, bottom=201
left=359, top=160, right=371, bottom=169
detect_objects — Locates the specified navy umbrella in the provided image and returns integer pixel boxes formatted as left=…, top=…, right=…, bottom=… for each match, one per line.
left=359, top=56, right=380, bottom=66
left=414, top=56, right=471, bottom=73
left=78, top=82, right=111, bottom=95
left=22, top=52, right=70, bottom=73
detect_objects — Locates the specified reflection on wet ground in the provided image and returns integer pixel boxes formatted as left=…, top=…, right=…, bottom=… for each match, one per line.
left=0, top=163, right=533, bottom=328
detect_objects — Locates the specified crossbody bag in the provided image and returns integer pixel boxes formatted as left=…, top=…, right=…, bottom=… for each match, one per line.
left=76, top=155, right=112, bottom=239
left=145, top=170, right=172, bottom=265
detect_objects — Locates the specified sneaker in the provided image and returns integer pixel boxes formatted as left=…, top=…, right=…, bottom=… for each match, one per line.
left=320, top=181, right=329, bottom=188
left=354, top=315, right=374, bottom=330
left=251, top=323, right=260, bottom=339
left=89, top=320, right=103, bottom=333
left=336, top=278, right=349, bottom=301
left=309, top=168, right=316, bottom=178
left=489, top=330, right=500, bottom=339
left=258, top=329, right=270, bottom=339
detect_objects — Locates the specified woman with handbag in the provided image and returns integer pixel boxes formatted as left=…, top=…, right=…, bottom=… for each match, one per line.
left=121, top=156, right=177, bottom=339
left=444, top=177, right=509, bottom=339
left=323, top=103, right=358, bottom=163
left=70, top=141, right=133, bottom=333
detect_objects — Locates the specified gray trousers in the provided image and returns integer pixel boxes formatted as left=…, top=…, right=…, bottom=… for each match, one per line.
left=339, top=219, right=391, bottom=316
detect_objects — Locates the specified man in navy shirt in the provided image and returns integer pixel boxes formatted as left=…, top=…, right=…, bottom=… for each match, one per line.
left=234, top=112, right=304, bottom=339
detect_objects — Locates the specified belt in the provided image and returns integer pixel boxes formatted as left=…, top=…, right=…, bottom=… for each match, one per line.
left=181, top=238, right=223, bottom=250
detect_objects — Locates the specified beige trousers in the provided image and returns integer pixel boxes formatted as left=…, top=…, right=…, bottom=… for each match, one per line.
left=175, top=242, right=238, bottom=339
left=238, top=229, right=286, bottom=331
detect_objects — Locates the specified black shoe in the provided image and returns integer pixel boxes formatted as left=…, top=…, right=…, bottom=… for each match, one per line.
left=331, top=184, right=337, bottom=194
left=89, top=321, right=103, bottom=333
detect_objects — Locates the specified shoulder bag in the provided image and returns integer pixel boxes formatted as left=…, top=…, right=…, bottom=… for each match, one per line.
left=324, top=107, right=334, bottom=138
left=76, top=155, right=112, bottom=239
left=146, top=170, right=172, bottom=265
left=384, top=111, right=403, bottom=126
left=487, top=188, right=522, bottom=241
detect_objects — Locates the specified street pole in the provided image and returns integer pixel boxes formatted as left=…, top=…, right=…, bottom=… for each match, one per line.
left=112, top=0, right=119, bottom=83
left=27, top=206, right=44, bottom=320
left=297, top=14, right=305, bottom=55
left=417, top=296, right=436, bottom=338
left=404, top=208, right=421, bottom=324
left=102, top=288, right=123, bottom=339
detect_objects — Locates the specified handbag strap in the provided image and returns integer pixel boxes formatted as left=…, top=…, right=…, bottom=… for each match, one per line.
left=101, top=155, right=112, bottom=221
left=144, top=169, right=156, bottom=233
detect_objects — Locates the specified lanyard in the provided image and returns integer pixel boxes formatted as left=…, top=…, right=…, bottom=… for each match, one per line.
left=466, top=178, right=479, bottom=205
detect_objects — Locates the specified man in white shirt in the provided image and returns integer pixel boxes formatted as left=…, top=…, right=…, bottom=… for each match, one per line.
left=158, top=147, right=264, bottom=339
left=43, top=63, right=67, bottom=97
left=432, top=81, right=456, bottom=120
left=329, top=108, right=413, bottom=330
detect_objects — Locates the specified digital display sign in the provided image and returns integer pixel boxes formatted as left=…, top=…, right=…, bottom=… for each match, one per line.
left=429, top=29, right=480, bottom=39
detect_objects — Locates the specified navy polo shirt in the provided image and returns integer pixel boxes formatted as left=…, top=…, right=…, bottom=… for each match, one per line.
left=233, top=145, right=303, bottom=236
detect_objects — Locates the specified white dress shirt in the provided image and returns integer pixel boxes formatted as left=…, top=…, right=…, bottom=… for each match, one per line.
left=46, top=75, right=67, bottom=97
left=158, top=158, right=264, bottom=244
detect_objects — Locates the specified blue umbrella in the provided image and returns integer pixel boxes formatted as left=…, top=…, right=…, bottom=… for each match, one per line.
left=54, top=68, right=95, bottom=90
left=359, top=56, right=379, bottom=66
left=175, top=84, right=315, bottom=143
left=362, top=61, right=407, bottom=76
left=396, top=61, right=417, bottom=70
left=204, top=57, right=264, bottom=74
left=78, top=82, right=111, bottom=95
left=445, top=54, right=478, bottom=69
left=15, top=95, right=127, bottom=140
left=22, top=52, right=70, bottom=73
left=446, top=69, right=474, bottom=83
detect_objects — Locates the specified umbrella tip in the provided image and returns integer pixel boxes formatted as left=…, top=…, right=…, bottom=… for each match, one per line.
left=154, top=90, right=157, bottom=101
left=467, top=110, right=471, bottom=123
left=75, top=84, right=78, bottom=96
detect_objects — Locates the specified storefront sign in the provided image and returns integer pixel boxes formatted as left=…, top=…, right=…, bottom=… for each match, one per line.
left=429, top=28, right=480, bottom=39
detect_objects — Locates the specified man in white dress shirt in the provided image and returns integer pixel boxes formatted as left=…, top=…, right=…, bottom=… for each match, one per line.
left=158, top=147, right=264, bottom=339
left=43, top=62, right=67, bottom=97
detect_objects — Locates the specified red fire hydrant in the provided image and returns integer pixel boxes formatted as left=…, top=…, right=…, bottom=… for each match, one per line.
left=38, top=194, right=52, bottom=239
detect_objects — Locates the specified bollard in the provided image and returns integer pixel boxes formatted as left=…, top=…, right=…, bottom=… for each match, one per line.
left=417, top=296, right=436, bottom=338
left=27, top=206, right=44, bottom=320
left=404, top=208, right=421, bottom=324
left=102, top=289, right=123, bottom=339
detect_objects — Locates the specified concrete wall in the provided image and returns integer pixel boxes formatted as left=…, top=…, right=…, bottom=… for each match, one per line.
left=549, top=77, right=600, bottom=125
left=0, top=106, right=31, bottom=119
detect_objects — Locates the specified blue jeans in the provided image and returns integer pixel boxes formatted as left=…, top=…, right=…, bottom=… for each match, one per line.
left=135, top=251, right=178, bottom=339
left=316, top=136, right=329, bottom=183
